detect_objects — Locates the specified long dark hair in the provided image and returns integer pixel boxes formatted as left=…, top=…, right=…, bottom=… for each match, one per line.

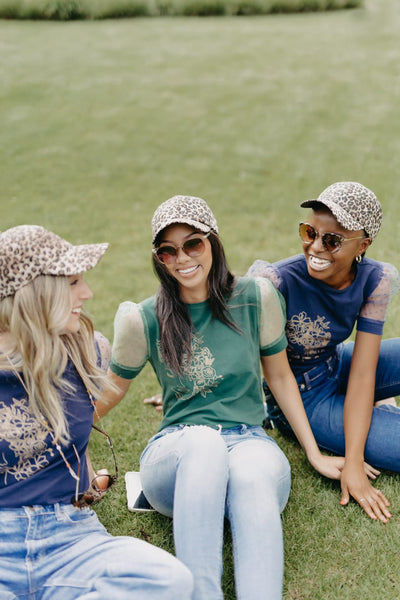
left=153, top=230, right=237, bottom=373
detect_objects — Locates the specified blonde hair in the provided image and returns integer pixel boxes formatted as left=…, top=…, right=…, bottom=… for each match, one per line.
left=0, top=275, right=110, bottom=445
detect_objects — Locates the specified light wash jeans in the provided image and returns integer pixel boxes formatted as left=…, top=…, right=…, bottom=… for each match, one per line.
left=0, top=503, right=193, bottom=600
left=265, top=338, right=400, bottom=471
left=140, top=424, right=291, bottom=600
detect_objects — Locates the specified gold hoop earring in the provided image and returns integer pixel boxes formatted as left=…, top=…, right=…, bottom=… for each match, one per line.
left=356, top=255, right=362, bottom=264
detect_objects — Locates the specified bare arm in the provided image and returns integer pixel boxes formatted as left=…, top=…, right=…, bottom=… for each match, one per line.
left=95, top=369, right=132, bottom=420
left=261, top=350, right=345, bottom=480
left=340, top=330, right=391, bottom=522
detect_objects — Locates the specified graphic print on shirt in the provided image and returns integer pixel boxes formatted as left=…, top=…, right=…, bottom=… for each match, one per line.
left=158, top=335, right=223, bottom=398
left=286, top=311, right=331, bottom=354
left=0, top=397, right=52, bottom=484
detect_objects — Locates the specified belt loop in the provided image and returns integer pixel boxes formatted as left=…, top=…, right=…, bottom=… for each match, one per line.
left=327, top=355, right=332, bottom=375
left=326, top=352, right=337, bottom=375
left=303, top=371, right=311, bottom=391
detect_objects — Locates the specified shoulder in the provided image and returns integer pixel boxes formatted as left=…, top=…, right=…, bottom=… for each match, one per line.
left=114, top=300, right=138, bottom=323
left=115, top=297, right=155, bottom=326
left=233, top=276, right=267, bottom=299
left=252, top=276, right=278, bottom=298
left=94, top=331, right=111, bottom=371
left=113, top=297, right=160, bottom=348
left=113, top=301, right=145, bottom=342
left=246, top=260, right=279, bottom=284
left=359, top=258, right=400, bottom=295
left=236, top=276, right=285, bottom=311
left=246, top=255, right=305, bottom=289
left=379, top=261, right=400, bottom=289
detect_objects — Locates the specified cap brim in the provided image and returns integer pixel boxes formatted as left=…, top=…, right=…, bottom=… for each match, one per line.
left=46, top=243, right=109, bottom=276
left=300, top=199, right=364, bottom=232
left=300, top=199, right=319, bottom=208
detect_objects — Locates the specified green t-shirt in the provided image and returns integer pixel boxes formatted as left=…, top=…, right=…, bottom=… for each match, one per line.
left=110, top=277, right=287, bottom=431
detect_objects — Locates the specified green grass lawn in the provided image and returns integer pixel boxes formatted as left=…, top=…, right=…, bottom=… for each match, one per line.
left=2, top=0, right=400, bottom=597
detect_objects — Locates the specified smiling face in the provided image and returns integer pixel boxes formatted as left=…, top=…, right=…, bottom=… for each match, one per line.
left=302, top=209, right=371, bottom=289
left=157, top=224, right=213, bottom=303
left=64, top=274, right=93, bottom=333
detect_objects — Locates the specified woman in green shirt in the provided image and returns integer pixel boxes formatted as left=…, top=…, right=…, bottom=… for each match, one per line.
left=97, top=195, right=345, bottom=600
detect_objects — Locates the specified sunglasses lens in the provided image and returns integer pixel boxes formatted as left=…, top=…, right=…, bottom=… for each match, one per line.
left=155, top=246, right=177, bottom=264
left=183, top=238, right=205, bottom=257
left=299, top=224, right=343, bottom=253
left=155, top=238, right=206, bottom=264
left=92, top=473, right=115, bottom=492
left=71, top=475, right=116, bottom=508
left=322, top=233, right=342, bottom=253
left=299, top=223, right=316, bottom=243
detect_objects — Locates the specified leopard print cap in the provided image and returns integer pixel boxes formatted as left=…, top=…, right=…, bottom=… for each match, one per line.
left=0, top=225, right=108, bottom=299
left=152, top=195, right=219, bottom=243
left=301, top=181, right=382, bottom=241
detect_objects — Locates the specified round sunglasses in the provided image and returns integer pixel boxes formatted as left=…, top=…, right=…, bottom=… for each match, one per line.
left=299, top=223, right=368, bottom=254
left=153, top=232, right=210, bottom=265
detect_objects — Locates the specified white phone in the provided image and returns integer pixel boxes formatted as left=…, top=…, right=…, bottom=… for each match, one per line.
left=125, top=471, right=155, bottom=513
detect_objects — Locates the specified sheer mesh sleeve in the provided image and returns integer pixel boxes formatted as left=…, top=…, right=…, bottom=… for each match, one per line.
left=359, top=262, right=400, bottom=324
left=246, top=260, right=281, bottom=290
left=94, top=330, right=111, bottom=372
left=256, top=277, right=288, bottom=355
left=111, top=301, right=148, bottom=372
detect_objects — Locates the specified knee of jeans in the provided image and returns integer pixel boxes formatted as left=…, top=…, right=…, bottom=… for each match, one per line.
left=230, top=441, right=291, bottom=492
left=111, top=540, right=193, bottom=599
left=167, top=559, right=194, bottom=599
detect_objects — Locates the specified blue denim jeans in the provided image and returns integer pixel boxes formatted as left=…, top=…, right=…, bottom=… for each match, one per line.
left=265, top=338, right=400, bottom=471
left=0, top=503, right=193, bottom=600
left=140, top=424, right=291, bottom=600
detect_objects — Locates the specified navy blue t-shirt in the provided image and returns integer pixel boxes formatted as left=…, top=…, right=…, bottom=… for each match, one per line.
left=247, top=255, right=400, bottom=372
left=0, top=334, right=109, bottom=508
left=0, top=361, right=93, bottom=508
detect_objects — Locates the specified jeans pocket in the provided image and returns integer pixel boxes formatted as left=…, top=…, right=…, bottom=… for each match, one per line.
left=58, top=505, right=99, bottom=525
left=140, top=426, right=182, bottom=464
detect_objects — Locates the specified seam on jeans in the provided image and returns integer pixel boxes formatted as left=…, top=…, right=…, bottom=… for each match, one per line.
left=44, top=579, right=92, bottom=589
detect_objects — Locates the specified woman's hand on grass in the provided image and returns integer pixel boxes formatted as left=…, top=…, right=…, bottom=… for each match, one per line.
left=308, top=453, right=346, bottom=480
left=340, top=462, right=392, bottom=522
left=309, top=453, right=381, bottom=481
left=143, top=393, right=163, bottom=411
left=363, top=462, right=381, bottom=479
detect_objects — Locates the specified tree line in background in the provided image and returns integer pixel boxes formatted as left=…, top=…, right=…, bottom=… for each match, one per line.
left=0, top=0, right=362, bottom=19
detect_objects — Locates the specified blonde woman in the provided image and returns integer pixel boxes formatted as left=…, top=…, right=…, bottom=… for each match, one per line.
left=0, top=225, right=193, bottom=600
